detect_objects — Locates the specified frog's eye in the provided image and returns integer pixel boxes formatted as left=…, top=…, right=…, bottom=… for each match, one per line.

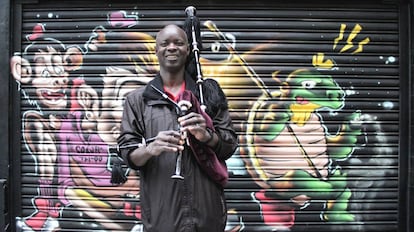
left=302, top=80, right=316, bottom=89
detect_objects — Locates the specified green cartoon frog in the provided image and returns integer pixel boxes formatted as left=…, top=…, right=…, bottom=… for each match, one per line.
left=242, top=68, right=362, bottom=226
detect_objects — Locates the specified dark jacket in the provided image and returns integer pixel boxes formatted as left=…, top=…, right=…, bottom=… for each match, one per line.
left=118, top=74, right=238, bottom=232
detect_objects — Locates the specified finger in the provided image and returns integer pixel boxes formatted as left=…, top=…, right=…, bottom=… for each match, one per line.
left=163, top=141, right=184, bottom=152
left=148, top=141, right=180, bottom=156
left=178, top=112, right=196, bottom=120
left=192, top=119, right=207, bottom=129
left=169, top=134, right=182, bottom=144
left=180, top=115, right=204, bottom=128
left=160, top=131, right=179, bottom=139
left=191, top=123, right=202, bottom=129
left=178, top=112, right=199, bottom=123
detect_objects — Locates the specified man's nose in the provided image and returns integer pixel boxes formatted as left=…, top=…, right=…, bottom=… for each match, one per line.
left=167, top=42, right=178, bottom=50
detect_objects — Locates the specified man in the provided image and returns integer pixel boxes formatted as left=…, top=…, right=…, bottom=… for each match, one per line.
left=117, top=24, right=238, bottom=231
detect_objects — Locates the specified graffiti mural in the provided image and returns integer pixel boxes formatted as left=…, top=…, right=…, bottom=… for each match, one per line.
left=10, top=7, right=399, bottom=232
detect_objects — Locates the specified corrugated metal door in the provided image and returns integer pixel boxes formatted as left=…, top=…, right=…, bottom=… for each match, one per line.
left=11, top=2, right=401, bottom=232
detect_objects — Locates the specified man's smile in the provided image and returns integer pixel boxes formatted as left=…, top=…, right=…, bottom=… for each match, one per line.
left=166, top=55, right=178, bottom=61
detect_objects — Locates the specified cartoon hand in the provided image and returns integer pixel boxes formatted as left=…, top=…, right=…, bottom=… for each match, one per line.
left=328, top=110, right=364, bottom=160
left=347, top=110, right=363, bottom=132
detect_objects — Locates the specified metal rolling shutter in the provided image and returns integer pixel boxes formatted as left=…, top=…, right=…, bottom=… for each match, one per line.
left=13, top=2, right=400, bottom=231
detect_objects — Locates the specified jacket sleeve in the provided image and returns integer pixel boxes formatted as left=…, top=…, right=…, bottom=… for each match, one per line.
left=117, top=93, right=145, bottom=170
left=201, top=78, right=238, bottom=161
left=212, top=104, right=238, bottom=161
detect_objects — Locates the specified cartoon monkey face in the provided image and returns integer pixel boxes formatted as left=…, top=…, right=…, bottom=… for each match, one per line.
left=29, top=46, right=70, bottom=110
left=11, top=37, right=83, bottom=111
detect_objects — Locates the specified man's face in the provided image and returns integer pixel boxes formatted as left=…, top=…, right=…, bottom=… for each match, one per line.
left=155, top=25, right=189, bottom=73
left=31, top=46, right=69, bottom=109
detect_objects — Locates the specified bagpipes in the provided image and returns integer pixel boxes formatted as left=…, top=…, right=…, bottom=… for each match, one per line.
left=110, top=6, right=229, bottom=187
left=184, top=6, right=205, bottom=111
left=184, top=7, right=230, bottom=118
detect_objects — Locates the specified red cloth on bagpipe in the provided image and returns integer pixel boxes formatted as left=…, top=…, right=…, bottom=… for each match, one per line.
left=177, top=90, right=228, bottom=187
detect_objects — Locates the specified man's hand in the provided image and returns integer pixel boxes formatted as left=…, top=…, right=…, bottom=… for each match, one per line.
left=146, top=130, right=185, bottom=156
left=178, top=112, right=211, bottom=143
left=128, top=130, right=185, bottom=167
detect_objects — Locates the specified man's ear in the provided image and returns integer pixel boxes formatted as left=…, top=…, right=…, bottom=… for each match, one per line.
left=10, top=55, right=32, bottom=84
left=186, top=44, right=190, bottom=56
left=64, top=46, right=83, bottom=71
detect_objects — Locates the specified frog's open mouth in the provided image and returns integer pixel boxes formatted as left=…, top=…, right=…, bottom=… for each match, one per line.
left=296, top=96, right=309, bottom=104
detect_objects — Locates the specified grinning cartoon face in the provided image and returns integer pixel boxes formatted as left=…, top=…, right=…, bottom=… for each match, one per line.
left=30, top=46, right=69, bottom=110
left=11, top=36, right=82, bottom=112
left=84, top=29, right=157, bottom=144
left=97, top=66, right=151, bottom=144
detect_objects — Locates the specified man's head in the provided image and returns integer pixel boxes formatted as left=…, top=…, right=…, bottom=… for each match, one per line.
left=155, top=24, right=190, bottom=74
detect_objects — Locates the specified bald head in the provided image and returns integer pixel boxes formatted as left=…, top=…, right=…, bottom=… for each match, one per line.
left=156, top=24, right=188, bottom=47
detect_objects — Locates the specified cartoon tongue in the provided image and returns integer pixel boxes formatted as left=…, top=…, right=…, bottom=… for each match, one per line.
left=296, top=96, right=309, bottom=104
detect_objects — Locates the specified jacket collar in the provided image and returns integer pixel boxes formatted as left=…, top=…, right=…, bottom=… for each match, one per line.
left=143, top=72, right=198, bottom=101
